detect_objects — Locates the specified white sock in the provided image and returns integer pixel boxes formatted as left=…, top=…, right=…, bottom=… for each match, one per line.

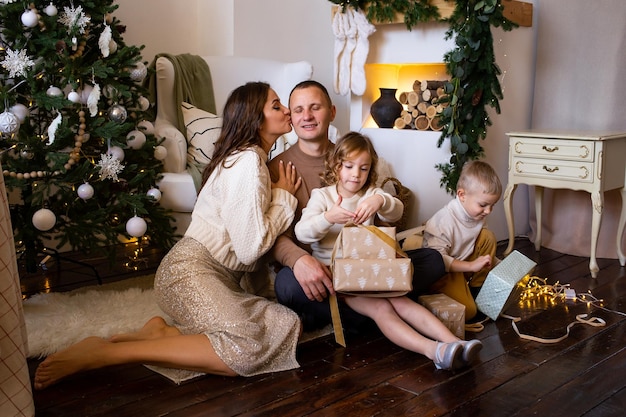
left=351, top=10, right=376, bottom=96
left=338, top=9, right=358, bottom=96
left=332, top=10, right=347, bottom=95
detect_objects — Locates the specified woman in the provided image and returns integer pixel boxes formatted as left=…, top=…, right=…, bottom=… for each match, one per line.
left=34, top=82, right=302, bottom=389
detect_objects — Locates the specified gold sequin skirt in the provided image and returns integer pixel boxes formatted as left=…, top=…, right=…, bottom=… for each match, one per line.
left=154, top=237, right=301, bottom=376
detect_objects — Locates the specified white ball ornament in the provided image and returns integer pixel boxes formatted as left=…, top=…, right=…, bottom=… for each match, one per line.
left=146, top=188, right=162, bottom=203
left=129, top=62, right=148, bottom=82
left=107, top=145, right=125, bottom=161
left=153, top=145, right=168, bottom=161
left=44, top=3, right=58, bottom=17
left=67, top=90, right=80, bottom=103
left=126, top=130, right=146, bottom=150
left=21, top=10, right=39, bottom=28
left=126, top=215, right=147, bottom=237
left=0, top=111, right=20, bottom=134
left=9, top=103, right=29, bottom=123
left=32, top=208, right=57, bottom=231
left=137, top=120, right=154, bottom=135
left=137, top=96, right=150, bottom=111
left=46, top=86, right=63, bottom=97
left=77, top=183, right=95, bottom=200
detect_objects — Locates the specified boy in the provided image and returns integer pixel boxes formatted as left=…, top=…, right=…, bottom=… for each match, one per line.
left=422, top=160, right=502, bottom=320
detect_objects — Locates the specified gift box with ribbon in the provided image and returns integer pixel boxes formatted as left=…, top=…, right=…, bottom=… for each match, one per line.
left=333, top=257, right=412, bottom=294
left=418, top=293, right=466, bottom=339
left=340, top=226, right=396, bottom=259
left=475, top=250, right=537, bottom=321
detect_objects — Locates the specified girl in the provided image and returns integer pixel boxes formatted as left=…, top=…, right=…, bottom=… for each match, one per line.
left=295, top=132, right=481, bottom=370
left=34, top=82, right=302, bottom=389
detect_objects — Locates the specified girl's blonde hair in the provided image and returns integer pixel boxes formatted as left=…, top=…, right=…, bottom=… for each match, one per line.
left=322, top=131, right=378, bottom=189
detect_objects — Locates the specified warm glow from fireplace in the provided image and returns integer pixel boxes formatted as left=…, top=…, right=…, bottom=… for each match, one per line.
left=363, top=63, right=448, bottom=127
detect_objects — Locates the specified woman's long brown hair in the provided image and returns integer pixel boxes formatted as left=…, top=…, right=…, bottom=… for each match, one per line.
left=200, top=82, right=270, bottom=188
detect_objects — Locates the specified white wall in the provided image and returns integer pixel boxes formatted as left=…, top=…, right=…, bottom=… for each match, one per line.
left=115, top=0, right=234, bottom=61
left=114, top=0, right=537, bottom=240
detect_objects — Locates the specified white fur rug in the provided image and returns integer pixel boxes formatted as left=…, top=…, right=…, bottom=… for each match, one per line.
left=23, top=275, right=331, bottom=384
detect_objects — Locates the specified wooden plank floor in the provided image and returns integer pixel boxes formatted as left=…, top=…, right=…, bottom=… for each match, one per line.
left=24, top=237, right=626, bottom=417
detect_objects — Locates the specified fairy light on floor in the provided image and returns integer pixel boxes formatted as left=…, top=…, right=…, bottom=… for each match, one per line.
left=515, top=275, right=626, bottom=320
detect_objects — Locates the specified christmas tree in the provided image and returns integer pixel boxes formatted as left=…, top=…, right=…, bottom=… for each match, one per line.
left=0, top=1, right=175, bottom=272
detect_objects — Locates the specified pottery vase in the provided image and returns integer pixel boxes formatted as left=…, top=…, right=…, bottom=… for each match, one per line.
left=370, top=88, right=403, bottom=128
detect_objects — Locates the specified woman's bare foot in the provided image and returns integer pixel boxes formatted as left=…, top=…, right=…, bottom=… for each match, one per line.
left=110, top=316, right=180, bottom=342
left=34, top=336, right=109, bottom=390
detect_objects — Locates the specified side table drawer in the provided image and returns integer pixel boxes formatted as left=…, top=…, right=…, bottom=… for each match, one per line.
left=512, top=138, right=594, bottom=162
left=512, top=157, right=594, bottom=183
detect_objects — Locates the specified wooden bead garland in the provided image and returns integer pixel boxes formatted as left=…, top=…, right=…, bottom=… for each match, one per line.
left=2, top=110, right=87, bottom=180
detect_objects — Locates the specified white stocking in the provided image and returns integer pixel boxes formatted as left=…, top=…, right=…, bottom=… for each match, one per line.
left=332, top=10, right=347, bottom=95
left=351, top=9, right=376, bottom=96
left=338, top=9, right=358, bottom=96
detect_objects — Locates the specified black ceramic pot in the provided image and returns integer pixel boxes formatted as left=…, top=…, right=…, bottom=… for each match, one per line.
left=370, top=88, right=403, bottom=128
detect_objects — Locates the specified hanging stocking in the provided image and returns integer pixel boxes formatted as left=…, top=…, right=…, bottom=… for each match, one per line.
left=350, top=9, right=376, bottom=96
left=338, top=9, right=357, bottom=96
left=332, top=10, right=347, bottom=95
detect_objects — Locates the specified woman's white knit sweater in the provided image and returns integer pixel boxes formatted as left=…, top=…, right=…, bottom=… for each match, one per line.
left=185, top=146, right=297, bottom=272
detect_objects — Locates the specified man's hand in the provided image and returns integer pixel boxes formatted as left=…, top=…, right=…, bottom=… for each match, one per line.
left=292, top=254, right=334, bottom=302
left=272, top=160, right=302, bottom=195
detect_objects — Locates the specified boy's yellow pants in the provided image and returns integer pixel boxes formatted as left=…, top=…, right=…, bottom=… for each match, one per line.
left=429, top=229, right=497, bottom=320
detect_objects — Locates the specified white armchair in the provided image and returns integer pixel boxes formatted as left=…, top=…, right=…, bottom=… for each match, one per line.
left=153, top=55, right=314, bottom=235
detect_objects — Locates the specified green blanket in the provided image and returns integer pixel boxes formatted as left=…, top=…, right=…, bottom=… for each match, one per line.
left=145, top=53, right=216, bottom=191
left=145, top=53, right=216, bottom=137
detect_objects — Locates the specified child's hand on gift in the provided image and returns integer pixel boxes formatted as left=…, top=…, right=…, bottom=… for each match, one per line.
left=352, top=194, right=384, bottom=224
left=470, top=255, right=492, bottom=272
left=324, top=195, right=357, bottom=224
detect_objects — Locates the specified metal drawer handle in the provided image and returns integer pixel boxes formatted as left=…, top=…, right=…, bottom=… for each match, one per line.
left=543, top=165, right=559, bottom=173
left=542, top=145, right=559, bottom=152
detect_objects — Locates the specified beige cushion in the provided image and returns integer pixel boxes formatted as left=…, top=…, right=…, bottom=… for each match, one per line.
left=182, top=102, right=221, bottom=167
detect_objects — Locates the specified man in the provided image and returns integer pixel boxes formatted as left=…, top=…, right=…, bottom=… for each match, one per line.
left=269, top=80, right=445, bottom=332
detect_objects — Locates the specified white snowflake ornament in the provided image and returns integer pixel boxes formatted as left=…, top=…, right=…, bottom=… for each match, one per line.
left=59, top=5, right=91, bottom=34
left=1, top=48, right=35, bottom=78
left=96, top=153, right=125, bottom=181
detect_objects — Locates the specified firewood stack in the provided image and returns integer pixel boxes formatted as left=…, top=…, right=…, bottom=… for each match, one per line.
left=394, top=80, right=449, bottom=131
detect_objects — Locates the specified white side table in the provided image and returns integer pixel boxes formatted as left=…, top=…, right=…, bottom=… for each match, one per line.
left=502, top=130, right=626, bottom=278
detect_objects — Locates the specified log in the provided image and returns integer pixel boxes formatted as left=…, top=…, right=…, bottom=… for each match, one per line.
left=415, top=115, right=430, bottom=130
left=407, top=91, right=420, bottom=107
left=401, top=112, right=413, bottom=124
left=426, top=105, right=438, bottom=119
left=421, top=79, right=446, bottom=92
left=422, top=89, right=439, bottom=102
left=412, top=80, right=422, bottom=93
left=394, top=117, right=414, bottom=130
left=417, top=101, right=429, bottom=114
left=398, top=91, right=409, bottom=105
left=430, top=116, right=444, bottom=131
